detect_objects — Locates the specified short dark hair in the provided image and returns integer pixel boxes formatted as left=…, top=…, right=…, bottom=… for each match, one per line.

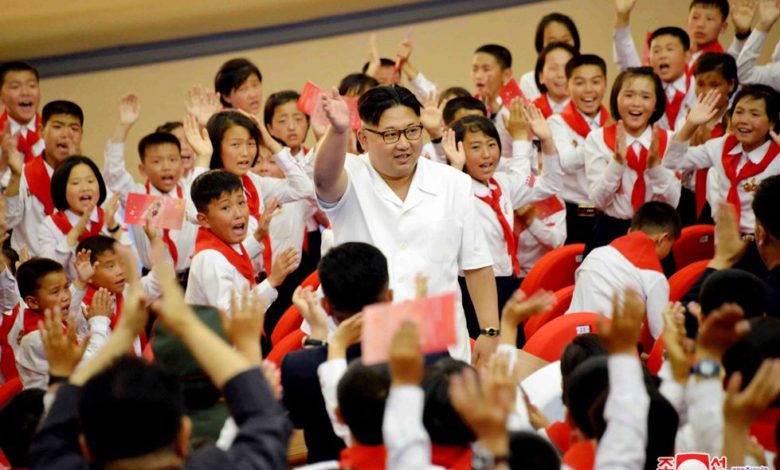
left=508, top=431, right=561, bottom=470
left=190, top=169, right=244, bottom=213
left=361, top=58, right=395, bottom=73
left=534, top=13, right=581, bottom=53
left=336, top=362, right=390, bottom=446
left=137, top=132, right=181, bottom=163
left=16, top=258, right=65, bottom=300
left=0, top=388, right=45, bottom=467
left=214, top=58, right=262, bottom=108
left=0, top=62, right=38, bottom=87
left=50, top=156, right=107, bottom=211
left=564, top=356, right=608, bottom=438
left=560, top=334, right=607, bottom=398
left=156, top=121, right=183, bottom=133
left=723, top=317, right=780, bottom=407
left=565, top=54, right=607, bottom=81
left=451, top=115, right=501, bottom=155
left=475, top=44, right=512, bottom=70
left=263, top=90, right=306, bottom=126
left=631, top=202, right=683, bottom=239
left=535, top=42, right=579, bottom=92
left=753, top=175, right=780, bottom=240
left=438, top=86, right=472, bottom=105
left=690, top=0, right=729, bottom=20
left=610, top=67, right=667, bottom=126
left=318, top=242, right=389, bottom=321
left=42, top=100, right=84, bottom=127
left=442, top=96, right=487, bottom=126
left=421, top=359, right=476, bottom=446
left=650, top=26, right=691, bottom=52
left=729, top=84, right=780, bottom=133
left=76, top=235, right=117, bottom=265
left=206, top=110, right=262, bottom=170
left=700, top=269, right=767, bottom=318
left=80, top=356, right=183, bottom=464
left=1, top=245, right=19, bottom=277
left=338, top=73, right=379, bottom=97
left=357, top=85, right=421, bottom=127
left=693, top=52, right=738, bottom=98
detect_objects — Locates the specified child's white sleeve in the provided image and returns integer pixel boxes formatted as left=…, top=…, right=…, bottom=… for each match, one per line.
left=383, top=385, right=431, bottom=470
left=261, top=148, right=316, bottom=205
left=736, top=30, right=780, bottom=90
left=612, top=26, right=642, bottom=72
left=317, top=358, right=350, bottom=446
left=0, top=268, right=19, bottom=313
left=646, top=165, right=681, bottom=210
left=584, top=136, right=623, bottom=211
left=16, top=332, right=49, bottom=390
left=102, top=141, right=135, bottom=205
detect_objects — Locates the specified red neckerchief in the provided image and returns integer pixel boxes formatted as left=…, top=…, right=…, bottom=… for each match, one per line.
left=51, top=208, right=106, bottom=241
left=721, top=134, right=780, bottom=224
left=193, top=227, right=256, bottom=286
left=694, top=123, right=726, bottom=217
left=21, top=308, right=46, bottom=337
left=144, top=181, right=183, bottom=265
left=561, top=440, right=596, bottom=470
left=533, top=93, right=555, bottom=119
left=0, top=304, right=22, bottom=380
left=750, top=407, right=780, bottom=452
left=338, top=444, right=386, bottom=470
left=545, top=420, right=573, bottom=453
left=609, top=231, right=663, bottom=273
left=477, top=179, right=521, bottom=276
left=603, top=125, right=669, bottom=212
left=240, top=174, right=273, bottom=275
left=84, top=285, right=149, bottom=351
left=431, top=444, right=472, bottom=470
left=664, top=74, right=691, bottom=131
left=23, top=156, right=55, bottom=215
left=687, top=41, right=725, bottom=79
left=560, top=101, right=610, bottom=139
left=0, top=111, right=43, bottom=163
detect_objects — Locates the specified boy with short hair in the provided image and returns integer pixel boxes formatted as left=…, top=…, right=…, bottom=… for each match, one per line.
left=264, top=90, right=311, bottom=166
left=472, top=44, right=518, bottom=157
left=548, top=54, right=611, bottom=244
left=185, top=169, right=297, bottom=315
left=423, top=96, right=487, bottom=165
left=4, top=100, right=84, bottom=255
left=214, top=58, right=263, bottom=116
left=568, top=201, right=682, bottom=339
left=0, top=61, right=43, bottom=163
left=102, top=94, right=197, bottom=276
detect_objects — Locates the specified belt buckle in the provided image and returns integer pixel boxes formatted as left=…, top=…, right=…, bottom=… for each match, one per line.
left=576, top=205, right=596, bottom=217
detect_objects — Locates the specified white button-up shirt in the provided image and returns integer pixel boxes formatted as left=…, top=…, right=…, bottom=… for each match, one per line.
left=5, top=158, right=55, bottom=255
left=319, top=155, right=493, bottom=362
left=549, top=109, right=605, bottom=205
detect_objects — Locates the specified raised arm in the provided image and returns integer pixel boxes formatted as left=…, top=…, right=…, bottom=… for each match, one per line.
left=736, top=0, right=780, bottom=88
left=613, top=0, right=642, bottom=71
left=104, top=94, right=141, bottom=203
left=313, top=89, right=351, bottom=203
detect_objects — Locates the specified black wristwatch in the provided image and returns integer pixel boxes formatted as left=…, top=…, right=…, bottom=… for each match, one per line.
left=480, top=327, right=501, bottom=337
left=690, top=359, right=721, bottom=378
left=302, top=337, right=327, bottom=348
left=107, top=224, right=121, bottom=233
left=431, top=136, right=443, bottom=144
left=735, top=29, right=752, bottom=40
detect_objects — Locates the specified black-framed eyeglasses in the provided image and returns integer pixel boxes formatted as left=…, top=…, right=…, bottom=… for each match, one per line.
left=363, top=125, right=424, bottom=144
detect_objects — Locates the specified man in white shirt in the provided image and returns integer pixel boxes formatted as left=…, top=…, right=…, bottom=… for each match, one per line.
left=313, top=85, right=499, bottom=366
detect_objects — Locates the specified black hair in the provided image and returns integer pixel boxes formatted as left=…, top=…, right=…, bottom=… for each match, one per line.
left=534, top=13, right=581, bottom=53
left=79, top=356, right=183, bottom=464
left=318, top=242, right=389, bottom=321
left=156, top=121, right=183, bottom=133
left=361, top=58, right=396, bottom=73
left=336, top=361, right=390, bottom=446
left=0, top=61, right=39, bottom=87
left=16, top=258, right=65, bottom=300
left=753, top=175, right=780, bottom=240
left=190, top=169, right=244, bottom=213
left=564, top=356, right=609, bottom=438
left=50, top=156, right=107, bottom=212
left=76, top=235, right=118, bottom=265
left=421, top=359, right=476, bottom=446
left=631, top=202, right=683, bottom=239
left=206, top=110, right=262, bottom=170
left=700, top=269, right=767, bottom=318
left=0, top=388, right=45, bottom=467
left=723, top=317, right=780, bottom=407
left=610, top=67, right=667, bottom=125
left=535, top=42, right=579, bottom=93
left=357, top=85, right=421, bottom=127
left=214, top=58, right=262, bottom=108
left=475, top=44, right=513, bottom=70
left=338, top=73, right=379, bottom=98
left=560, top=333, right=607, bottom=405
left=650, top=26, right=691, bottom=52
left=451, top=115, right=502, bottom=155
left=689, top=0, right=729, bottom=20
left=729, top=84, right=780, bottom=133
left=263, top=90, right=304, bottom=127
left=42, top=100, right=84, bottom=127
left=508, top=431, right=561, bottom=470
left=137, top=132, right=181, bottom=163
left=1, top=245, right=19, bottom=277
left=438, top=86, right=472, bottom=106
left=565, top=54, right=607, bottom=81
left=442, top=96, right=487, bottom=126
left=694, top=52, right=738, bottom=98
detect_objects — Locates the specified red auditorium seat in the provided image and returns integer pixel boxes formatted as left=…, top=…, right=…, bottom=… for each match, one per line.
left=267, top=330, right=306, bottom=367
left=522, top=312, right=604, bottom=362
left=672, top=224, right=714, bottom=271
left=520, top=244, right=585, bottom=295
left=524, top=285, right=575, bottom=340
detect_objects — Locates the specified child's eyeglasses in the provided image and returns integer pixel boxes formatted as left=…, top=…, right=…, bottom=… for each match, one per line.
left=363, top=125, right=424, bottom=144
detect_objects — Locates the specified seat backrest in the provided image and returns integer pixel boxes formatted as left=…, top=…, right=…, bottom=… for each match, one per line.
left=646, top=335, right=666, bottom=375
left=267, top=330, right=306, bottom=367
left=270, top=304, right=304, bottom=347
left=520, top=244, right=585, bottom=295
left=300, top=270, right=320, bottom=290
left=668, top=259, right=710, bottom=302
left=522, top=312, right=603, bottom=362
left=524, top=285, right=575, bottom=340
left=672, top=225, right=714, bottom=271
left=0, top=377, right=22, bottom=408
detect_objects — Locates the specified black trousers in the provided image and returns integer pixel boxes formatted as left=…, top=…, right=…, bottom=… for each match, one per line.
left=458, top=275, right=524, bottom=347
left=564, top=201, right=597, bottom=246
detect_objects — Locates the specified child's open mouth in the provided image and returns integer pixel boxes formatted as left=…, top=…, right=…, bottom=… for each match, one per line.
left=231, top=222, right=246, bottom=236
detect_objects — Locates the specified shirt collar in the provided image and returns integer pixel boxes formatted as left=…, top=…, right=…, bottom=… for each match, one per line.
left=550, top=97, right=570, bottom=114
left=8, top=115, right=36, bottom=137
left=664, top=74, right=688, bottom=97
left=578, top=109, right=602, bottom=130
left=728, top=139, right=772, bottom=163
left=625, top=126, right=653, bottom=149
left=65, top=206, right=100, bottom=225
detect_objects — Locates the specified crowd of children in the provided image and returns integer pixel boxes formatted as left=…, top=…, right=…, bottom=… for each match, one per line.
left=1, top=0, right=780, bottom=468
